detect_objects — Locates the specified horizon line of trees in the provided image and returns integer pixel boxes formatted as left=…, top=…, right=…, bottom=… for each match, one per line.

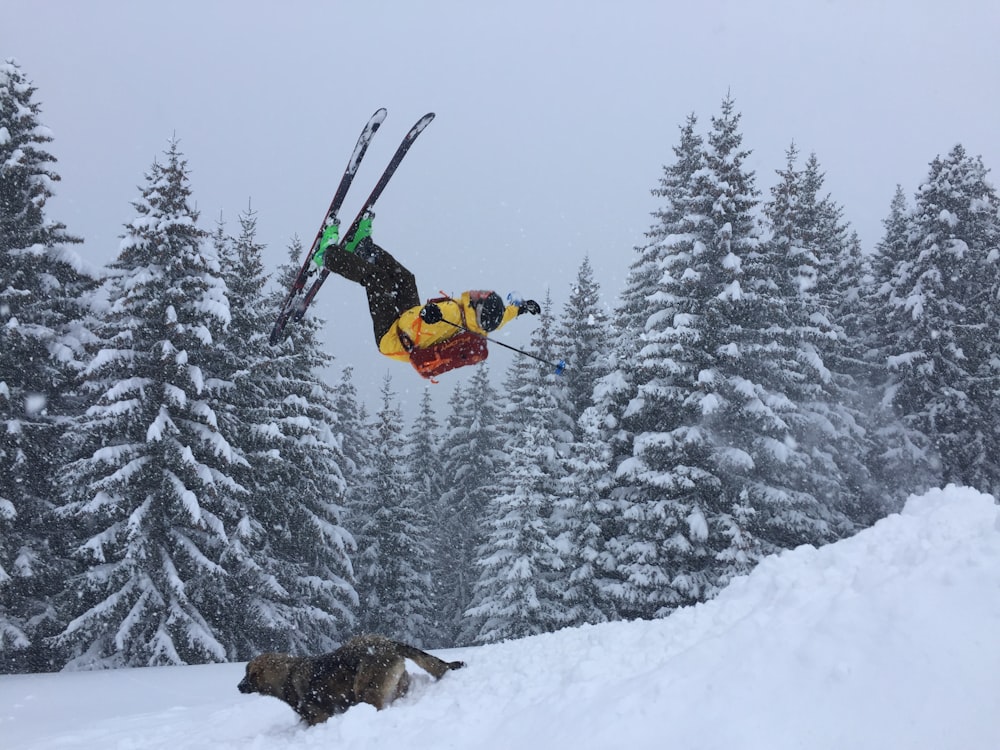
left=4, top=57, right=1000, bottom=673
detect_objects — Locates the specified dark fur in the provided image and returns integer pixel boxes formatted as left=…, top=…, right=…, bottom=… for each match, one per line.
left=237, top=634, right=465, bottom=725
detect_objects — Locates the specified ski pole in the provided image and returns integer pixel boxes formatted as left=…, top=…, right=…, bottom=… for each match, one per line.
left=439, top=319, right=566, bottom=376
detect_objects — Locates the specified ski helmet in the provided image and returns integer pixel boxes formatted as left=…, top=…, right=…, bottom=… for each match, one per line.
left=475, top=292, right=505, bottom=332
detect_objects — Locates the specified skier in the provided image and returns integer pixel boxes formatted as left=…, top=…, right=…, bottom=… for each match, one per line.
left=319, top=216, right=541, bottom=379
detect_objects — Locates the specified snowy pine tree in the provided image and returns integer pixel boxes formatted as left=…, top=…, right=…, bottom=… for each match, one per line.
left=52, top=141, right=240, bottom=669
left=581, top=114, right=708, bottom=619
left=865, top=186, right=937, bottom=505
left=502, top=290, right=571, bottom=445
left=216, top=220, right=357, bottom=655
left=0, top=58, right=94, bottom=673
left=555, top=257, right=613, bottom=428
left=438, top=365, right=502, bottom=645
left=466, top=420, right=565, bottom=644
left=598, top=114, right=705, bottom=460
left=558, top=402, right=619, bottom=625
left=331, top=364, right=370, bottom=530
left=763, top=147, right=875, bottom=532
left=350, top=375, right=434, bottom=645
left=690, top=100, right=839, bottom=556
left=553, top=259, right=617, bottom=626
left=613, top=100, right=755, bottom=617
left=877, top=146, right=1000, bottom=496
left=403, top=388, right=451, bottom=645
left=603, top=97, right=850, bottom=620
left=467, top=298, right=568, bottom=643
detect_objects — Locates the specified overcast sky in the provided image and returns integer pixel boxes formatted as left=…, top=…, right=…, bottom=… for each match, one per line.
left=5, top=0, right=999, bottom=410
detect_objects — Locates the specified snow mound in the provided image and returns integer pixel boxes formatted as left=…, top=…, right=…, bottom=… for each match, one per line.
left=1, top=485, right=998, bottom=750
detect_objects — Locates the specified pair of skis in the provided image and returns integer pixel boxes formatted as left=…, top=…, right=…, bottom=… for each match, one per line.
left=269, top=109, right=435, bottom=345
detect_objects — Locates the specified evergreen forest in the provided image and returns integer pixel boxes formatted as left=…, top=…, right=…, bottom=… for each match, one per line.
left=4, top=58, right=1000, bottom=672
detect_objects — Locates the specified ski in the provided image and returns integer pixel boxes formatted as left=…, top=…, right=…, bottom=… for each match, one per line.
left=289, top=111, right=436, bottom=328
left=269, top=108, right=387, bottom=345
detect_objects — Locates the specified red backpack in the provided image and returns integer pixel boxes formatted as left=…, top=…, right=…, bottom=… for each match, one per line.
left=398, top=296, right=489, bottom=380
left=408, top=329, right=488, bottom=379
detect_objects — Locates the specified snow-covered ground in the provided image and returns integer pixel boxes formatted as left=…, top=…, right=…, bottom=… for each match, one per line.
left=2, top=485, right=998, bottom=750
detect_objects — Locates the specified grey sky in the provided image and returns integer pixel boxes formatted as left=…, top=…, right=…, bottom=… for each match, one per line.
left=5, top=0, right=999, bottom=409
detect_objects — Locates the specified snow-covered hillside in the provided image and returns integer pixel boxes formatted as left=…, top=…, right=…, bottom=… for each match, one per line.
left=2, top=485, right=998, bottom=750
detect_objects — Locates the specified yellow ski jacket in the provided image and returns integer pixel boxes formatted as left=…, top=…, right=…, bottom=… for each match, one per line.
left=378, top=291, right=519, bottom=362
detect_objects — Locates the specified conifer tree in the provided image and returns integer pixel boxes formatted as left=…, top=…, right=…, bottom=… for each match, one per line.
left=605, top=97, right=846, bottom=620
left=582, top=115, right=707, bottom=619
left=805, top=164, right=882, bottom=525
left=553, top=259, right=617, bottom=626
left=863, top=185, right=938, bottom=510
left=331, top=364, right=370, bottom=529
left=602, top=107, right=723, bottom=617
left=0, top=58, right=93, bottom=672
left=501, top=290, right=570, bottom=443
left=624, top=112, right=704, bottom=337
left=351, top=375, right=434, bottom=644
left=763, top=147, right=874, bottom=531
left=466, top=420, right=564, bottom=644
left=217, top=222, right=357, bottom=655
left=600, top=115, right=705, bottom=455
left=403, top=388, right=451, bottom=644
left=438, top=365, right=502, bottom=645
left=556, top=257, right=613, bottom=427
left=864, top=186, right=935, bottom=506
left=878, top=146, right=1000, bottom=495
left=691, top=99, right=838, bottom=555
left=467, top=300, right=567, bottom=642
left=558, top=404, right=618, bottom=625
left=53, top=141, right=240, bottom=668
left=611, top=98, right=759, bottom=617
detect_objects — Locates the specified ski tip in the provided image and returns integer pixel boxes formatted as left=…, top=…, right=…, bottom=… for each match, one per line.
left=409, top=112, right=435, bottom=136
left=372, top=107, right=388, bottom=123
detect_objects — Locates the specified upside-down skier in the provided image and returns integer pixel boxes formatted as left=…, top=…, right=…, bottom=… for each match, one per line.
left=317, top=216, right=541, bottom=379
left=269, top=110, right=544, bottom=377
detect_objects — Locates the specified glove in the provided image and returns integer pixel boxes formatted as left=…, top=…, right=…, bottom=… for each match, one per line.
left=420, top=303, right=443, bottom=324
left=518, top=299, right=541, bottom=316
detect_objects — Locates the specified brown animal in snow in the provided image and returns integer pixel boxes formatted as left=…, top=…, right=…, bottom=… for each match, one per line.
left=237, top=634, right=465, bottom=725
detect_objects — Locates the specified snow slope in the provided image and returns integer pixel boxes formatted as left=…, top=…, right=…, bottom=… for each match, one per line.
left=2, top=485, right=998, bottom=750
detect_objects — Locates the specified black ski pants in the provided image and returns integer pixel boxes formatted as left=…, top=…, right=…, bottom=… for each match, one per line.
left=325, top=243, right=420, bottom=345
